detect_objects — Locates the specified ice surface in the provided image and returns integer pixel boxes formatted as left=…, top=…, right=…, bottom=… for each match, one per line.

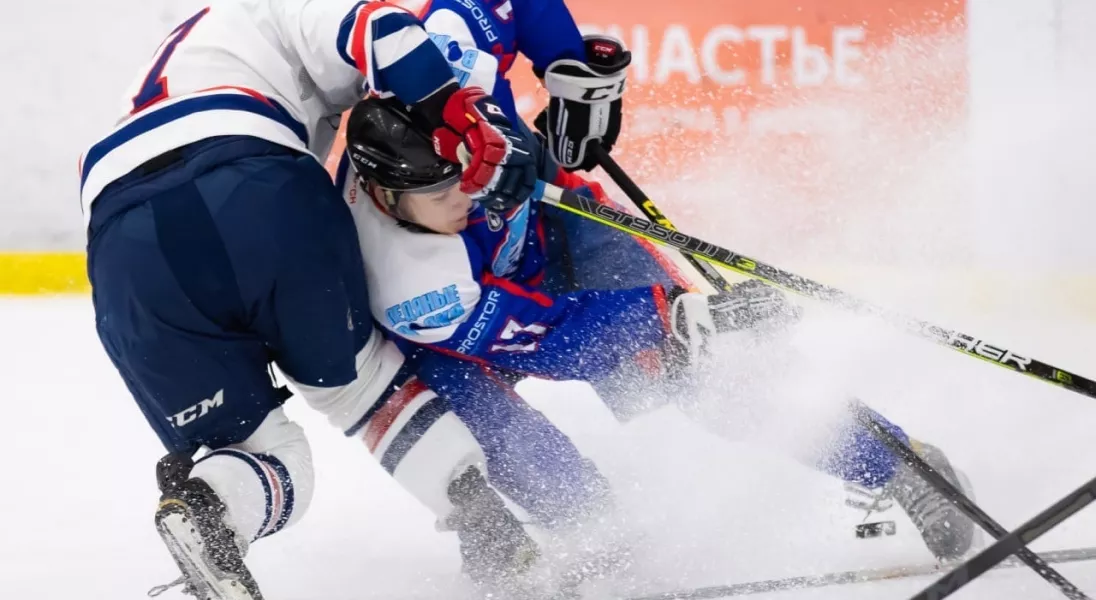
left=2, top=294, right=1095, bottom=600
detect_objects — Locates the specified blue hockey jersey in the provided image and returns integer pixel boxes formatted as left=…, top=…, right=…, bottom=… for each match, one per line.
left=337, top=156, right=672, bottom=382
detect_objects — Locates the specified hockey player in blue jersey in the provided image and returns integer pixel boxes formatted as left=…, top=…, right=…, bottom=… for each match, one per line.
left=402, top=0, right=977, bottom=563
left=340, top=99, right=978, bottom=569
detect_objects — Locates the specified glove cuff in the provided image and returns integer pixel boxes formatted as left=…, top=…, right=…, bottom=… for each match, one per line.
left=584, top=34, right=632, bottom=75
left=542, top=34, right=630, bottom=103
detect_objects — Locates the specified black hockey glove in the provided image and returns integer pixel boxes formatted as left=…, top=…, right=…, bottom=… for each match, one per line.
left=707, top=279, right=801, bottom=333
left=663, top=280, right=801, bottom=372
left=533, top=34, right=630, bottom=172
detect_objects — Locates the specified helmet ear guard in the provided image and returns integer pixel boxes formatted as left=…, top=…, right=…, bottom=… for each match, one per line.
left=360, top=179, right=403, bottom=216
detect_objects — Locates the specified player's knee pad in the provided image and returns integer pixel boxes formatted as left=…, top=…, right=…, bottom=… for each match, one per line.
left=190, top=406, right=313, bottom=544
left=352, top=377, right=486, bottom=523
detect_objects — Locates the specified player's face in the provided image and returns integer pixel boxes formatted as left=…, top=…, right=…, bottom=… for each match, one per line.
left=399, top=182, right=473, bottom=234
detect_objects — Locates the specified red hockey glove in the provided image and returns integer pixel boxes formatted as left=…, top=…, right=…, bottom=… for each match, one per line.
left=432, top=87, right=537, bottom=212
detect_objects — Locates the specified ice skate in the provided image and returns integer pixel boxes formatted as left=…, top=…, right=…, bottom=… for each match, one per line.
left=886, top=440, right=978, bottom=561
left=446, top=466, right=541, bottom=593
left=541, top=510, right=637, bottom=600
left=148, top=454, right=262, bottom=600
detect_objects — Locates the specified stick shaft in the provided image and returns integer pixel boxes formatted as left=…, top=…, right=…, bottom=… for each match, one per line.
left=908, top=474, right=1096, bottom=600
left=591, top=145, right=732, bottom=292
left=854, top=402, right=1090, bottom=600
left=535, top=181, right=1096, bottom=401
left=623, top=546, right=1096, bottom=600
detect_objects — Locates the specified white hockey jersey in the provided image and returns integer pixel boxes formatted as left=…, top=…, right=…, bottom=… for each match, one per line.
left=79, top=0, right=457, bottom=227
left=337, top=160, right=483, bottom=346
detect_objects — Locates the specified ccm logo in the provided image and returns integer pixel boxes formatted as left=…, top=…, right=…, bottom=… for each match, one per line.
left=169, top=390, right=225, bottom=428
left=592, top=42, right=617, bottom=56
left=581, top=80, right=625, bottom=101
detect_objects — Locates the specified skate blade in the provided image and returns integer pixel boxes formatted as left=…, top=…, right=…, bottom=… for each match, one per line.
left=156, top=508, right=258, bottom=600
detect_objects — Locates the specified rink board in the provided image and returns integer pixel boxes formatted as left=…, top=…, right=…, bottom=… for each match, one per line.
left=0, top=252, right=90, bottom=295
left=4, top=250, right=1093, bottom=324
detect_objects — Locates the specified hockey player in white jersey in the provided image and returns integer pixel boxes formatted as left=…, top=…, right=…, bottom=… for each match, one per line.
left=79, top=0, right=544, bottom=597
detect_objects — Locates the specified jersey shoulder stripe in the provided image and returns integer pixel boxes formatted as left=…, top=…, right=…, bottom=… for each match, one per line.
left=80, top=89, right=307, bottom=190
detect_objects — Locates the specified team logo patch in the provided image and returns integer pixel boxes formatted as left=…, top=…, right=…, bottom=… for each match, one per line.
left=486, top=211, right=504, bottom=231
left=385, top=284, right=465, bottom=337
left=489, top=203, right=530, bottom=277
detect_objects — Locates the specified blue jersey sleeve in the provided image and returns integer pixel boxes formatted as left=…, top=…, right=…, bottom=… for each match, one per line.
left=422, top=0, right=516, bottom=117
left=427, top=242, right=673, bottom=382
left=509, top=0, right=585, bottom=74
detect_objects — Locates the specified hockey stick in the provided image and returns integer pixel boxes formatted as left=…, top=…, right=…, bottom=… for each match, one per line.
left=533, top=180, right=1096, bottom=401
left=622, top=546, right=1096, bottom=600
left=575, top=159, right=1088, bottom=597
left=569, top=158, right=1089, bottom=598
left=908, top=474, right=1096, bottom=600
left=590, top=145, right=733, bottom=293
left=851, top=400, right=1091, bottom=600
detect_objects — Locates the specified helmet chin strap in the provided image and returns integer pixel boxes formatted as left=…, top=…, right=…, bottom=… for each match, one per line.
left=364, top=180, right=438, bottom=234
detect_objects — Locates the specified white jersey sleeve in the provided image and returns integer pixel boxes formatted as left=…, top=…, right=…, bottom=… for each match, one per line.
left=337, top=162, right=482, bottom=345
left=279, top=0, right=455, bottom=109
left=80, top=0, right=456, bottom=227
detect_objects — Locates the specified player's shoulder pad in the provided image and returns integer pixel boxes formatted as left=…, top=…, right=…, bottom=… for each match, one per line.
left=345, top=185, right=482, bottom=345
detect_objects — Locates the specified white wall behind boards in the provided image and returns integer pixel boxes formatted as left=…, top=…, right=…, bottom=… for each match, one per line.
left=3, top=0, right=206, bottom=249
left=2, top=0, right=1092, bottom=255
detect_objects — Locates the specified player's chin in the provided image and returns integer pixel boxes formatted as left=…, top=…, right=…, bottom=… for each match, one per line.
left=440, top=216, right=468, bottom=234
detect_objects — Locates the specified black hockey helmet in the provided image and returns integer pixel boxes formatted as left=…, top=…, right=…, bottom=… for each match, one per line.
left=345, top=96, right=461, bottom=213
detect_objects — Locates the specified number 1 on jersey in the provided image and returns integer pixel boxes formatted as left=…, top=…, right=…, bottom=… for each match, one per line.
left=131, top=7, right=210, bottom=114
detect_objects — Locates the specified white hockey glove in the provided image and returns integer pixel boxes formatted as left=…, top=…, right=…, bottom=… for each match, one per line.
left=533, top=35, right=630, bottom=172
left=665, top=280, right=801, bottom=370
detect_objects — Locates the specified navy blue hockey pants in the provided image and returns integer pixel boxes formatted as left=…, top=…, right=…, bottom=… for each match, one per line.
left=87, top=136, right=372, bottom=454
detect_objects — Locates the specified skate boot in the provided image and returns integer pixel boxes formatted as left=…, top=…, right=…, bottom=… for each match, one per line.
left=886, top=440, right=977, bottom=562
left=543, top=507, right=636, bottom=599
left=446, top=466, right=541, bottom=590
left=148, top=453, right=262, bottom=600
